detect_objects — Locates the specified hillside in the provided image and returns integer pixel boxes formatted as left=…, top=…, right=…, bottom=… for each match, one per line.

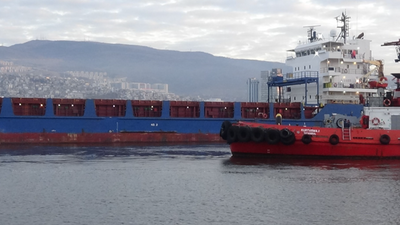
left=0, top=40, right=291, bottom=101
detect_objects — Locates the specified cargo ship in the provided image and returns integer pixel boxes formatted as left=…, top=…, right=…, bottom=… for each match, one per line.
left=0, top=12, right=384, bottom=145
left=0, top=96, right=362, bottom=145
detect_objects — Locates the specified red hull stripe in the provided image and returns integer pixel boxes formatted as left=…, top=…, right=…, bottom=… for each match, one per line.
left=0, top=133, right=223, bottom=144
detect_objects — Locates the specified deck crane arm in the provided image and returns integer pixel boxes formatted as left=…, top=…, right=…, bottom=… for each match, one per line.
left=362, top=60, right=384, bottom=82
left=382, top=39, right=400, bottom=63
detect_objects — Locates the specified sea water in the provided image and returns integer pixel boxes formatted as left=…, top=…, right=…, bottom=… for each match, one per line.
left=1, top=144, right=400, bottom=225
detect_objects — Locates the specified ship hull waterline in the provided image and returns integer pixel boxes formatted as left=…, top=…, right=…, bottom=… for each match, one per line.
left=230, top=141, right=400, bottom=158
left=0, top=132, right=223, bottom=145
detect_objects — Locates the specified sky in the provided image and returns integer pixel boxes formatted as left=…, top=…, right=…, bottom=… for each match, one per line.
left=1, top=0, right=399, bottom=73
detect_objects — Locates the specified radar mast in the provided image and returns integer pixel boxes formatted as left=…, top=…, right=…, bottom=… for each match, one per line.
left=303, top=25, right=321, bottom=43
left=335, top=12, right=350, bottom=43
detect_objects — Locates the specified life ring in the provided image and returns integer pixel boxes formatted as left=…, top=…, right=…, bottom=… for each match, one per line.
left=344, top=69, right=348, bottom=73
left=265, top=128, right=280, bottom=144
left=263, top=113, right=268, bottom=119
left=251, top=127, right=265, bottom=143
left=371, top=117, right=380, bottom=126
left=383, top=99, right=391, bottom=107
left=301, top=134, right=312, bottom=144
left=333, top=83, right=337, bottom=87
left=329, top=134, right=339, bottom=145
left=379, top=134, right=390, bottom=145
left=219, top=120, right=232, bottom=140
left=227, top=126, right=239, bottom=144
left=237, top=126, right=251, bottom=142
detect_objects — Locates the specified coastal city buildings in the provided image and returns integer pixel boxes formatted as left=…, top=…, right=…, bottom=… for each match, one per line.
left=260, top=71, right=269, bottom=102
left=248, top=68, right=282, bottom=103
left=247, top=78, right=259, bottom=102
left=0, top=61, right=183, bottom=100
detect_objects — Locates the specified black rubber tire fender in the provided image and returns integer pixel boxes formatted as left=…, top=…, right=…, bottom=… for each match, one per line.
left=219, top=120, right=232, bottom=140
left=265, top=128, right=280, bottom=145
left=280, top=128, right=293, bottom=139
left=227, top=126, right=239, bottom=144
left=329, top=134, right=339, bottom=145
left=301, top=134, right=312, bottom=144
left=251, top=127, right=265, bottom=143
left=380, top=134, right=390, bottom=145
left=237, top=126, right=251, bottom=142
left=281, top=131, right=296, bottom=145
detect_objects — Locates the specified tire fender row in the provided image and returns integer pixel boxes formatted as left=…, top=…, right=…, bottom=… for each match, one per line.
left=219, top=121, right=392, bottom=146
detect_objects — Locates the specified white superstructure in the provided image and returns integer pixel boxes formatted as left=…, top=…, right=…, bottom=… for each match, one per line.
left=285, top=12, right=380, bottom=105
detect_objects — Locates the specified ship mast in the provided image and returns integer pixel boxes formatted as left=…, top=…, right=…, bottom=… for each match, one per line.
left=303, top=25, right=320, bottom=43
left=335, top=12, right=350, bottom=43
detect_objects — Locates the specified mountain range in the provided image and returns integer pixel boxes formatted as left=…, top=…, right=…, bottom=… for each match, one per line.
left=0, top=40, right=291, bottom=101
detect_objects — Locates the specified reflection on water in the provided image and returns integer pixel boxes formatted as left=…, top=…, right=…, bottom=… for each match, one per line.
left=1, top=145, right=400, bottom=225
left=227, top=156, right=400, bottom=170
left=0, top=144, right=230, bottom=157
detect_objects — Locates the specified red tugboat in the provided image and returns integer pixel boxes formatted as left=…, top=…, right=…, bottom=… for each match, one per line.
left=220, top=95, right=400, bottom=158
left=220, top=40, right=400, bottom=158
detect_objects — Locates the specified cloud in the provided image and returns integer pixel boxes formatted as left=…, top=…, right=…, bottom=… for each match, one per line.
left=0, top=0, right=399, bottom=73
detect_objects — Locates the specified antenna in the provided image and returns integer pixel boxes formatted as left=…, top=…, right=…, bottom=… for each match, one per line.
left=303, top=25, right=321, bottom=42
left=335, top=11, right=351, bottom=43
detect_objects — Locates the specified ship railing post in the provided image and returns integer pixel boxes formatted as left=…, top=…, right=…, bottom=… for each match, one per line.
left=233, top=102, right=241, bottom=119
left=161, top=101, right=170, bottom=118
left=349, top=125, right=351, bottom=140
left=125, top=100, right=134, bottom=118
left=199, top=101, right=205, bottom=118
left=0, top=98, right=14, bottom=117
left=269, top=101, right=274, bottom=121
left=317, top=72, right=320, bottom=107
left=83, top=99, right=96, bottom=117
left=45, top=98, right=54, bottom=117
left=341, top=125, right=344, bottom=139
